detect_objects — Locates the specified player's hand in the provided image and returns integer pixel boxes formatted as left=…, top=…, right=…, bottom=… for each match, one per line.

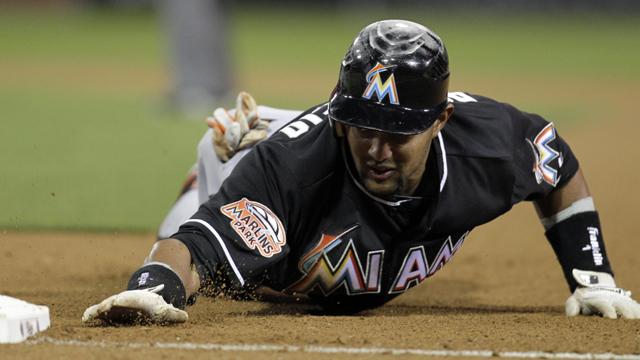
left=207, top=91, right=269, bottom=162
left=565, top=269, right=640, bottom=319
left=82, top=285, right=188, bottom=325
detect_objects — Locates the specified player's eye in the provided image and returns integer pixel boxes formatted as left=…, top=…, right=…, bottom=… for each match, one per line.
left=355, top=127, right=378, bottom=139
left=385, top=133, right=413, bottom=144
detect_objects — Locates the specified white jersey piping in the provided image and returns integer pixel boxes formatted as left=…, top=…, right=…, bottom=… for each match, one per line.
left=183, top=219, right=245, bottom=286
left=437, top=132, right=448, bottom=192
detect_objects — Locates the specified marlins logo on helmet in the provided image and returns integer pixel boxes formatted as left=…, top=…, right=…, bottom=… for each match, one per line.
left=362, top=62, right=399, bottom=105
left=220, top=198, right=286, bottom=257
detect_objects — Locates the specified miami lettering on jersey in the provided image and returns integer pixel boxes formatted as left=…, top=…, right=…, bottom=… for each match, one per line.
left=287, top=227, right=468, bottom=296
left=526, top=123, right=563, bottom=187
left=362, top=63, right=399, bottom=105
left=389, top=231, right=469, bottom=293
left=220, top=198, right=286, bottom=258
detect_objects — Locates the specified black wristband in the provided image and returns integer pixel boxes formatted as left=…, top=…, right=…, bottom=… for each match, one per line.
left=127, top=263, right=187, bottom=309
left=545, top=211, right=614, bottom=292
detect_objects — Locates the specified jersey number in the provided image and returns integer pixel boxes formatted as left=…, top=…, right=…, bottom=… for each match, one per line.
left=280, top=114, right=324, bottom=139
left=447, top=92, right=477, bottom=103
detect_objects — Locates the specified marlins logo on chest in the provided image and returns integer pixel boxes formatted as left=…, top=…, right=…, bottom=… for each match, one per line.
left=287, top=225, right=383, bottom=296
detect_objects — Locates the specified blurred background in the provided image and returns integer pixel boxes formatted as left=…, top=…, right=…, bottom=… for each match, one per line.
left=1, top=0, right=638, bottom=232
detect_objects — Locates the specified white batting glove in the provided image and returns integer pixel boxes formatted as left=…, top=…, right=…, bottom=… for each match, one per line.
left=565, top=269, right=640, bottom=319
left=206, top=92, right=269, bottom=162
left=82, top=285, right=188, bottom=325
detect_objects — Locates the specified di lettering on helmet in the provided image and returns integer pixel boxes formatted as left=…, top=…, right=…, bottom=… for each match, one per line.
left=328, top=19, right=450, bottom=135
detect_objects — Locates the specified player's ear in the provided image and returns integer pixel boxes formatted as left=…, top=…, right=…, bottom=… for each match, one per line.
left=431, top=103, right=454, bottom=138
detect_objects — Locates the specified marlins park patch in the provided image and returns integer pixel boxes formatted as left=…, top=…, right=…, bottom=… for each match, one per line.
left=220, top=198, right=286, bottom=258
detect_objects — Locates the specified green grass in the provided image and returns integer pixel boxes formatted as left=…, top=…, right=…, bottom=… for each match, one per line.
left=232, top=8, right=640, bottom=78
left=0, top=7, right=638, bottom=231
left=0, top=90, right=202, bottom=231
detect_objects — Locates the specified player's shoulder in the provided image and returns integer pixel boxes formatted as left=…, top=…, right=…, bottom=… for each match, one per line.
left=442, top=92, right=538, bottom=158
left=268, top=103, right=331, bottom=140
left=253, top=103, right=341, bottom=188
left=259, top=102, right=332, bottom=150
left=447, top=92, right=516, bottom=120
left=448, top=91, right=545, bottom=126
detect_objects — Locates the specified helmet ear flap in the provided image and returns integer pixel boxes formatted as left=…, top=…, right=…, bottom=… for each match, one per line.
left=333, top=121, right=345, bottom=138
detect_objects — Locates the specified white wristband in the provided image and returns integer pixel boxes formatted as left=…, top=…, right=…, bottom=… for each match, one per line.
left=540, top=197, right=595, bottom=230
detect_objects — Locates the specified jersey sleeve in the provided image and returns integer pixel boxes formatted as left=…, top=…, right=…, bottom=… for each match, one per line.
left=172, top=138, right=299, bottom=289
left=507, top=104, right=580, bottom=204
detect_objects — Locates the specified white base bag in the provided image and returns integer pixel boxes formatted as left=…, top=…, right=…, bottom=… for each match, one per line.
left=0, top=295, right=50, bottom=343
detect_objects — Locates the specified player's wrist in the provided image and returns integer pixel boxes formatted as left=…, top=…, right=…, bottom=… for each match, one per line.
left=545, top=210, right=613, bottom=292
left=127, top=262, right=187, bottom=309
left=571, top=268, right=616, bottom=289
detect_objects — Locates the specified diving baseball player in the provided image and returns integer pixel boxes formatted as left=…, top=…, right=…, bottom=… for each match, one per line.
left=84, top=20, right=640, bottom=324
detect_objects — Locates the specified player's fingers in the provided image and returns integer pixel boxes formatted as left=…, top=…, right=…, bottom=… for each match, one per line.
left=616, top=304, right=636, bottom=319
left=146, top=284, right=165, bottom=294
left=207, top=116, right=226, bottom=134
left=82, top=294, right=117, bottom=323
left=238, top=129, right=268, bottom=150
left=154, top=305, right=188, bottom=323
left=590, top=300, right=617, bottom=319
left=209, top=114, right=238, bottom=161
left=236, top=91, right=258, bottom=132
left=565, top=295, right=580, bottom=317
left=632, top=302, right=640, bottom=319
left=614, top=299, right=640, bottom=319
left=624, top=296, right=640, bottom=319
left=224, top=122, right=242, bottom=148
left=81, top=304, right=100, bottom=322
left=253, top=119, right=270, bottom=131
left=213, top=107, right=235, bottom=125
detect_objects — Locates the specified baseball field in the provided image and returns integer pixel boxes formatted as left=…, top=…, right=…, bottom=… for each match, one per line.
left=1, top=6, right=640, bottom=359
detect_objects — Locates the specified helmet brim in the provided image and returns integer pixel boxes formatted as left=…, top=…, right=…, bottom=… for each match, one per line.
left=328, top=94, right=448, bottom=135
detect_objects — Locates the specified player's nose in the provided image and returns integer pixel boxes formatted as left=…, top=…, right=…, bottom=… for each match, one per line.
left=367, top=136, right=393, bottom=162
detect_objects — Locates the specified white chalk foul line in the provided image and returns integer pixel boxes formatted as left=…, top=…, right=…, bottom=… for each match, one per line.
left=25, top=336, right=640, bottom=360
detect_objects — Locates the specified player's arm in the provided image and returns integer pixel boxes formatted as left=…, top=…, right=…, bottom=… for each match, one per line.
left=145, top=239, right=201, bottom=296
left=81, top=239, right=199, bottom=325
left=83, top=93, right=266, bottom=326
left=83, top=104, right=316, bottom=326
left=534, top=168, right=589, bottom=218
left=499, top=98, right=640, bottom=319
left=534, top=169, right=640, bottom=319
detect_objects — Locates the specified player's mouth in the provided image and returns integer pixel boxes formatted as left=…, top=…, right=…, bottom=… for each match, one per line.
left=366, top=166, right=397, bottom=182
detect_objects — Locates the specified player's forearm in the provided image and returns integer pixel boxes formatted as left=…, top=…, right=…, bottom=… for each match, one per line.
left=534, top=168, right=591, bottom=220
left=534, top=168, right=613, bottom=291
left=146, top=239, right=201, bottom=297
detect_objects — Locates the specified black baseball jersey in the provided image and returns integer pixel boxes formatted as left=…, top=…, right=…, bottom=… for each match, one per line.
left=173, top=92, right=579, bottom=312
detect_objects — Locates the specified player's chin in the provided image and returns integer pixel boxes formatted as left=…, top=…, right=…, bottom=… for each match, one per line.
left=363, top=178, right=399, bottom=198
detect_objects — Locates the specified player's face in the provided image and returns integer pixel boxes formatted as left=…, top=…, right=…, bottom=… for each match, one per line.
left=344, top=106, right=452, bottom=198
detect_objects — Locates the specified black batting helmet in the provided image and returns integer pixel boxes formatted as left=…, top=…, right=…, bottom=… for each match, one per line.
left=328, top=20, right=450, bottom=135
